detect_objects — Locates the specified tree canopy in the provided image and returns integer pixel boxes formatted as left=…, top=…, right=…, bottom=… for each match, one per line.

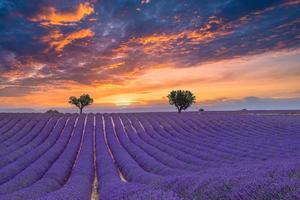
left=69, top=94, right=93, bottom=114
left=167, top=90, right=196, bottom=113
left=45, top=109, right=60, bottom=114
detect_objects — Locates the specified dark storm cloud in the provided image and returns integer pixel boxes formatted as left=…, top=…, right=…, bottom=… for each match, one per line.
left=0, top=0, right=300, bottom=96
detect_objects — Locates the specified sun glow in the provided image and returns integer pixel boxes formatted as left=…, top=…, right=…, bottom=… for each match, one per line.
left=114, top=97, right=132, bottom=107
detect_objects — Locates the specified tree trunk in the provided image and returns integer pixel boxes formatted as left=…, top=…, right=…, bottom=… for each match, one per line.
left=178, top=108, right=182, bottom=113
left=79, top=108, right=83, bottom=114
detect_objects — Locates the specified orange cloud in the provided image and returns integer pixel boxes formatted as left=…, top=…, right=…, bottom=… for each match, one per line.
left=113, top=18, right=231, bottom=55
left=42, top=29, right=95, bottom=53
left=1, top=50, right=299, bottom=108
left=1, top=58, right=45, bottom=82
left=2, top=70, right=27, bottom=81
left=106, top=61, right=125, bottom=69
left=132, top=29, right=230, bottom=55
left=30, top=2, right=94, bottom=26
left=123, top=66, right=143, bottom=77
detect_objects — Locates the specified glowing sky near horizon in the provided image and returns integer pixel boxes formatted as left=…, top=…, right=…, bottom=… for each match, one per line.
left=0, top=0, right=299, bottom=109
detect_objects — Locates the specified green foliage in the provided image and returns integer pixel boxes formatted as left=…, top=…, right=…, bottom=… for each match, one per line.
left=69, top=94, right=93, bottom=114
left=45, top=109, right=60, bottom=114
left=167, top=90, right=196, bottom=113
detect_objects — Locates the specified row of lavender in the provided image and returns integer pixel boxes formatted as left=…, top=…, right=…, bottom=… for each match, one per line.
left=0, top=112, right=299, bottom=199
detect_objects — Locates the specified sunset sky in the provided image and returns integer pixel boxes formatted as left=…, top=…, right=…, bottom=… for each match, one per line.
left=0, top=0, right=300, bottom=111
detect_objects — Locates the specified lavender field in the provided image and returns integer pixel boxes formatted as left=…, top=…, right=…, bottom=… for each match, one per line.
left=0, top=112, right=299, bottom=200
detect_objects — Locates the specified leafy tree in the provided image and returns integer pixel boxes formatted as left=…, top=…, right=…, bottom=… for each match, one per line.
left=45, top=109, right=60, bottom=114
left=167, top=90, right=196, bottom=113
left=69, top=94, right=93, bottom=114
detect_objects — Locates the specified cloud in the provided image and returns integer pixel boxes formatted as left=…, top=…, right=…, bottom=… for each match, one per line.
left=217, top=0, right=283, bottom=21
left=111, top=17, right=231, bottom=58
left=30, top=2, right=94, bottom=26
left=41, top=29, right=95, bottom=53
left=0, top=86, right=36, bottom=97
left=141, top=0, right=150, bottom=4
left=202, top=96, right=300, bottom=110
left=0, top=0, right=299, bottom=105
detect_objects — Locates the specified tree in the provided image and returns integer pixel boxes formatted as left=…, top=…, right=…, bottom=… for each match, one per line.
left=45, top=109, right=60, bottom=114
left=167, top=90, right=196, bottom=113
left=69, top=94, right=93, bottom=114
